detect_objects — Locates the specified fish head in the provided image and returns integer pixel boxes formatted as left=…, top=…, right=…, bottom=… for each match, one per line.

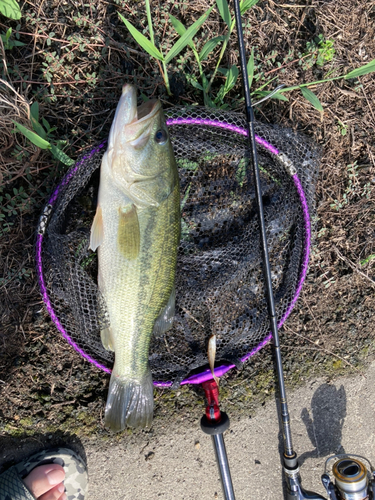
left=108, top=84, right=178, bottom=207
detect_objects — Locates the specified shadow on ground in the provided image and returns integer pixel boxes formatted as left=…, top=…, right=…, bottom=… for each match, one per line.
left=298, top=383, right=346, bottom=465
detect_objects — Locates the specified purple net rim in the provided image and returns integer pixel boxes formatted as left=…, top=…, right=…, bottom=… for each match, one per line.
left=35, top=117, right=311, bottom=388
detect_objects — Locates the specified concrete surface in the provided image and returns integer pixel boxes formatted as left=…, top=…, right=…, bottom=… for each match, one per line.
left=84, top=360, right=375, bottom=500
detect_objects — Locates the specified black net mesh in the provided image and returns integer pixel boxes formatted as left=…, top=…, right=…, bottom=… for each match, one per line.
left=37, top=107, right=320, bottom=385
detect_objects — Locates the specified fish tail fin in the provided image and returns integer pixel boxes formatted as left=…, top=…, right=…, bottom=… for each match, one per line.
left=104, top=368, right=154, bottom=432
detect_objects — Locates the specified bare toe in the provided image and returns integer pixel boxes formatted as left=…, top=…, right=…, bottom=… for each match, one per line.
left=38, top=484, right=66, bottom=500
left=23, top=464, right=65, bottom=499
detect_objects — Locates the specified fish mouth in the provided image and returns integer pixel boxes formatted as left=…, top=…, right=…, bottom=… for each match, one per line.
left=137, top=99, right=161, bottom=121
left=108, top=85, right=162, bottom=149
left=122, top=85, right=161, bottom=145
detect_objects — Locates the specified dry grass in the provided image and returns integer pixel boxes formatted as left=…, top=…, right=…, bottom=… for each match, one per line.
left=0, top=78, right=41, bottom=184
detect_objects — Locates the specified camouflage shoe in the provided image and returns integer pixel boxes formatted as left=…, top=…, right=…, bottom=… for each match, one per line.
left=0, top=447, right=88, bottom=500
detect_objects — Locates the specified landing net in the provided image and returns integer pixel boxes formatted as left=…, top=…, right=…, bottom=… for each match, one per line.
left=36, top=107, right=320, bottom=387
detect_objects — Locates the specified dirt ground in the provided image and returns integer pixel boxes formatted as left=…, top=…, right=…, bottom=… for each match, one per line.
left=0, top=0, right=375, bottom=452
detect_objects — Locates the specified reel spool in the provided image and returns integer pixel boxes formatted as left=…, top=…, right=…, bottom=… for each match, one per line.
left=322, top=455, right=375, bottom=500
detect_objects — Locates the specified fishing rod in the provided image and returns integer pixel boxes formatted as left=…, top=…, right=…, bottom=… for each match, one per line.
left=231, top=0, right=316, bottom=497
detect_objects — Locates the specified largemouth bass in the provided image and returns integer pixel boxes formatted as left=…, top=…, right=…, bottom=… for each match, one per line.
left=89, top=84, right=180, bottom=431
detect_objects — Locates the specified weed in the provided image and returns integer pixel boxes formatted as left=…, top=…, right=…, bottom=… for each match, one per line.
left=301, top=34, right=335, bottom=71
left=273, top=59, right=375, bottom=111
left=117, top=0, right=375, bottom=112
left=168, top=12, right=225, bottom=106
left=360, top=254, right=375, bottom=266
left=13, top=102, right=74, bottom=166
left=177, top=159, right=199, bottom=171
left=337, top=119, right=348, bottom=136
left=200, top=0, right=258, bottom=106
left=0, top=181, right=37, bottom=236
left=0, top=266, right=32, bottom=287
left=119, top=0, right=213, bottom=96
left=330, top=161, right=372, bottom=210
left=316, top=38, right=335, bottom=67
left=317, top=227, right=328, bottom=238
left=0, top=27, right=25, bottom=51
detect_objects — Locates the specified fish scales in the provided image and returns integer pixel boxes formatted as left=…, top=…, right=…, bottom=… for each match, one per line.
left=99, top=183, right=180, bottom=374
left=99, top=186, right=180, bottom=373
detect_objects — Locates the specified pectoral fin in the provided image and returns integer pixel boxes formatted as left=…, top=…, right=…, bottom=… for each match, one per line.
left=118, top=204, right=140, bottom=260
left=153, top=286, right=176, bottom=337
left=89, top=205, right=104, bottom=251
left=101, top=326, right=114, bottom=351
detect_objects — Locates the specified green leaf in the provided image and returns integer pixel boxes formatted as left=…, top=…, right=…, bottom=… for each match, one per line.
left=0, top=0, right=22, bottom=20
left=224, top=64, right=238, bottom=92
left=42, top=117, right=51, bottom=132
left=56, top=139, right=67, bottom=148
left=13, top=121, right=51, bottom=149
left=344, top=59, right=375, bottom=79
left=50, top=144, right=74, bottom=166
left=217, top=67, right=229, bottom=76
left=300, top=87, right=323, bottom=112
left=169, top=14, right=186, bottom=37
left=190, top=80, right=204, bottom=91
left=144, top=0, right=154, bottom=45
left=247, top=47, right=254, bottom=88
left=118, top=13, right=164, bottom=61
left=169, top=14, right=193, bottom=49
left=181, top=184, right=191, bottom=209
left=216, top=0, right=231, bottom=28
left=165, top=6, right=213, bottom=64
left=360, top=254, right=375, bottom=266
left=29, top=102, right=47, bottom=139
left=5, top=27, right=12, bottom=41
left=199, top=35, right=225, bottom=62
left=204, top=92, right=216, bottom=108
left=239, top=0, right=258, bottom=15
left=30, top=116, right=46, bottom=139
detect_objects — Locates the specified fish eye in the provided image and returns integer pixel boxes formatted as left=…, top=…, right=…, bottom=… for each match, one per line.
left=155, top=129, right=168, bottom=145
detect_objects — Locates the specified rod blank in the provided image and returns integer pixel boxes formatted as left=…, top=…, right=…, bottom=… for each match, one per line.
left=231, top=0, right=295, bottom=459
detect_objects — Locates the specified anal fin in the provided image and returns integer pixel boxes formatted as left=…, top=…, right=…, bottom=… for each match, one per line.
left=153, top=286, right=176, bottom=337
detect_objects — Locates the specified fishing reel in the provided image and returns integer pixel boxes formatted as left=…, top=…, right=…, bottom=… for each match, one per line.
left=321, top=455, right=375, bottom=500
left=284, top=454, right=375, bottom=500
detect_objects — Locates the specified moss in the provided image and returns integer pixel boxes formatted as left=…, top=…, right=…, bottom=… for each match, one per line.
left=3, top=424, right=34, bottom=438
left=19, top=417, right=34, bottom=427
left=332, top=359, right=343, bottom=370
